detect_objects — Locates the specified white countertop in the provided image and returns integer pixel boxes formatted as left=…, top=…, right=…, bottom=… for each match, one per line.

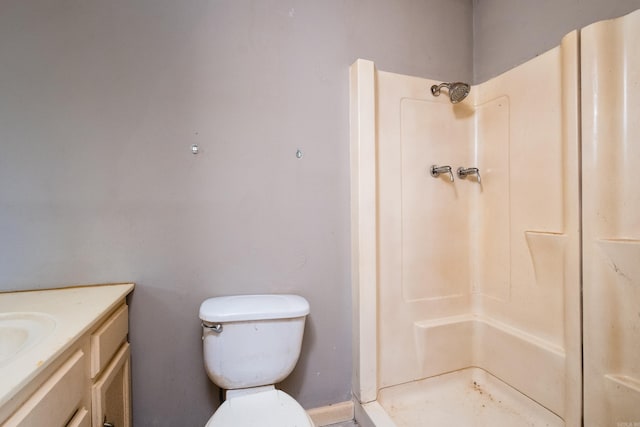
left=0, top=283, right=134, bottom=410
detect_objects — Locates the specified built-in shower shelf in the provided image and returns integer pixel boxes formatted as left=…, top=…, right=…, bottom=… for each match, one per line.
left=414, top=314, right=564, bottom=357
left=605, top=374, right=640, bottom=393
left=601, top=374, right=640, bottom=423
left=525, top=231, right=567, bottom=288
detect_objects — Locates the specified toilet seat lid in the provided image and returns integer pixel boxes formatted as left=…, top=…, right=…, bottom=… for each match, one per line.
left=206, top=390, right=314, bottom=427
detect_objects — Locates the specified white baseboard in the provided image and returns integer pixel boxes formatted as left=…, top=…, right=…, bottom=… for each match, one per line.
left=307, top=400, right=354, bottom=426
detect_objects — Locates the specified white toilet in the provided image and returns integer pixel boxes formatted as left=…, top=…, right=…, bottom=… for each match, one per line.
left=199, top=294, right=315, bottom=427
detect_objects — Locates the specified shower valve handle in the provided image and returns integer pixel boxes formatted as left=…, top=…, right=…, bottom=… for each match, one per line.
left=430, top=165, right=454, bottom=182
left=457, top=167, right=481, bottom=184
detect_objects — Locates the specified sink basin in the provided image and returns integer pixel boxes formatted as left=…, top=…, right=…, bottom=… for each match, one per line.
left=0, top=312, right=56, bottom=367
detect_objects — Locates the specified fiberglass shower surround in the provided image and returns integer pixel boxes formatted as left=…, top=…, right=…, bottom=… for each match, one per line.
left=350, top=9, right=640, bottom=427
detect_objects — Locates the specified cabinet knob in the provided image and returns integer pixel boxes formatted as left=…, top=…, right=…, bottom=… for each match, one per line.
left=104, top=416, right=114, bottom=427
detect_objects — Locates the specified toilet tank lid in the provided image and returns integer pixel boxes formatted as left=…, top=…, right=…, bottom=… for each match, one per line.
left=199, top=294, right=310, bottom=322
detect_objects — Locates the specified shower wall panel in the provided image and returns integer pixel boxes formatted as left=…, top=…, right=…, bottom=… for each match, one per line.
left=376, top=69, right=475, bottom=389
left=582, top=10, right=640, bottom=427
left=477, top=36, right=574, bottom=342
left=400, top=98, right=472, bottom=301
left=474, top=32, right=581, bottom=422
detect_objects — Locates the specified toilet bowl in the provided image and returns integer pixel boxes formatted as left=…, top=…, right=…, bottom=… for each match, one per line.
left=199, top=294, right=314, bottom=427
left=205, top=387, right=314, bottom=427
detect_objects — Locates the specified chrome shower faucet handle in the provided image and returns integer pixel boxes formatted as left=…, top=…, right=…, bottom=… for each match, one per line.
left=430, top=165, right=454, bottom=182
left=457, top=167, right=481, bottom=184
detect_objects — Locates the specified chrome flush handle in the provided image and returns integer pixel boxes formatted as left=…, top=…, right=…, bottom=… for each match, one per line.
left=202, top=321, right=223, bottom=333
left=457, top=167, right=481, bottom=184
left=430, top=165, right=454, bottom=182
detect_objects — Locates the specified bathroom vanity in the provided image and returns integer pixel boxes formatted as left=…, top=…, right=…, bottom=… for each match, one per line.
left=0, top=283, right=134, bottom=427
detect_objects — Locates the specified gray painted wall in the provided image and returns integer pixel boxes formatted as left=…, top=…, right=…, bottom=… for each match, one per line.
left=3, top=0, right=639, bottom=425
left=473, top=0, right=640, bottom=82
left=0, top=1, right=472, bottom=425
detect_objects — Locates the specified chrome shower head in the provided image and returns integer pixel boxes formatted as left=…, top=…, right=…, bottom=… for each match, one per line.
left=430, top=82, right=471, bottom=104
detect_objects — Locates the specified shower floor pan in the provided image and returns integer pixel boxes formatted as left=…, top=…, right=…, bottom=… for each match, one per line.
left=361, top=368, right=563, bottom=427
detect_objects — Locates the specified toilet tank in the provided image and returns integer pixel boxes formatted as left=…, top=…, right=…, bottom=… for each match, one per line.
left=199, top=294, right=310, bottom=390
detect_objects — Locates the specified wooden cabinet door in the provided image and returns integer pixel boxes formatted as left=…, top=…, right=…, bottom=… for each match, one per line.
left=2, top=350, right=87, bottom=427
left=92, top=343, right=131, bottom=427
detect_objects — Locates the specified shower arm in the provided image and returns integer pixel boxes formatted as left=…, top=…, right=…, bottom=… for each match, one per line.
left=430, top=83, right=449, bottom=96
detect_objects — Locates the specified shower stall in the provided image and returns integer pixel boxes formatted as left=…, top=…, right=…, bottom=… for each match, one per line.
left=350, top=10, right=640, bottom=427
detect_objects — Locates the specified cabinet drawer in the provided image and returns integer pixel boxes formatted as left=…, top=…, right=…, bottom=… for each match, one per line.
left=91, top=304, right=128, bottom=378
left=3, top=350, right=86, bottom=427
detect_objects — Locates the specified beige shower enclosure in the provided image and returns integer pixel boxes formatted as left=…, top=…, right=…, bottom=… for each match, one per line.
left=350, top=10, right=640, bottom=427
